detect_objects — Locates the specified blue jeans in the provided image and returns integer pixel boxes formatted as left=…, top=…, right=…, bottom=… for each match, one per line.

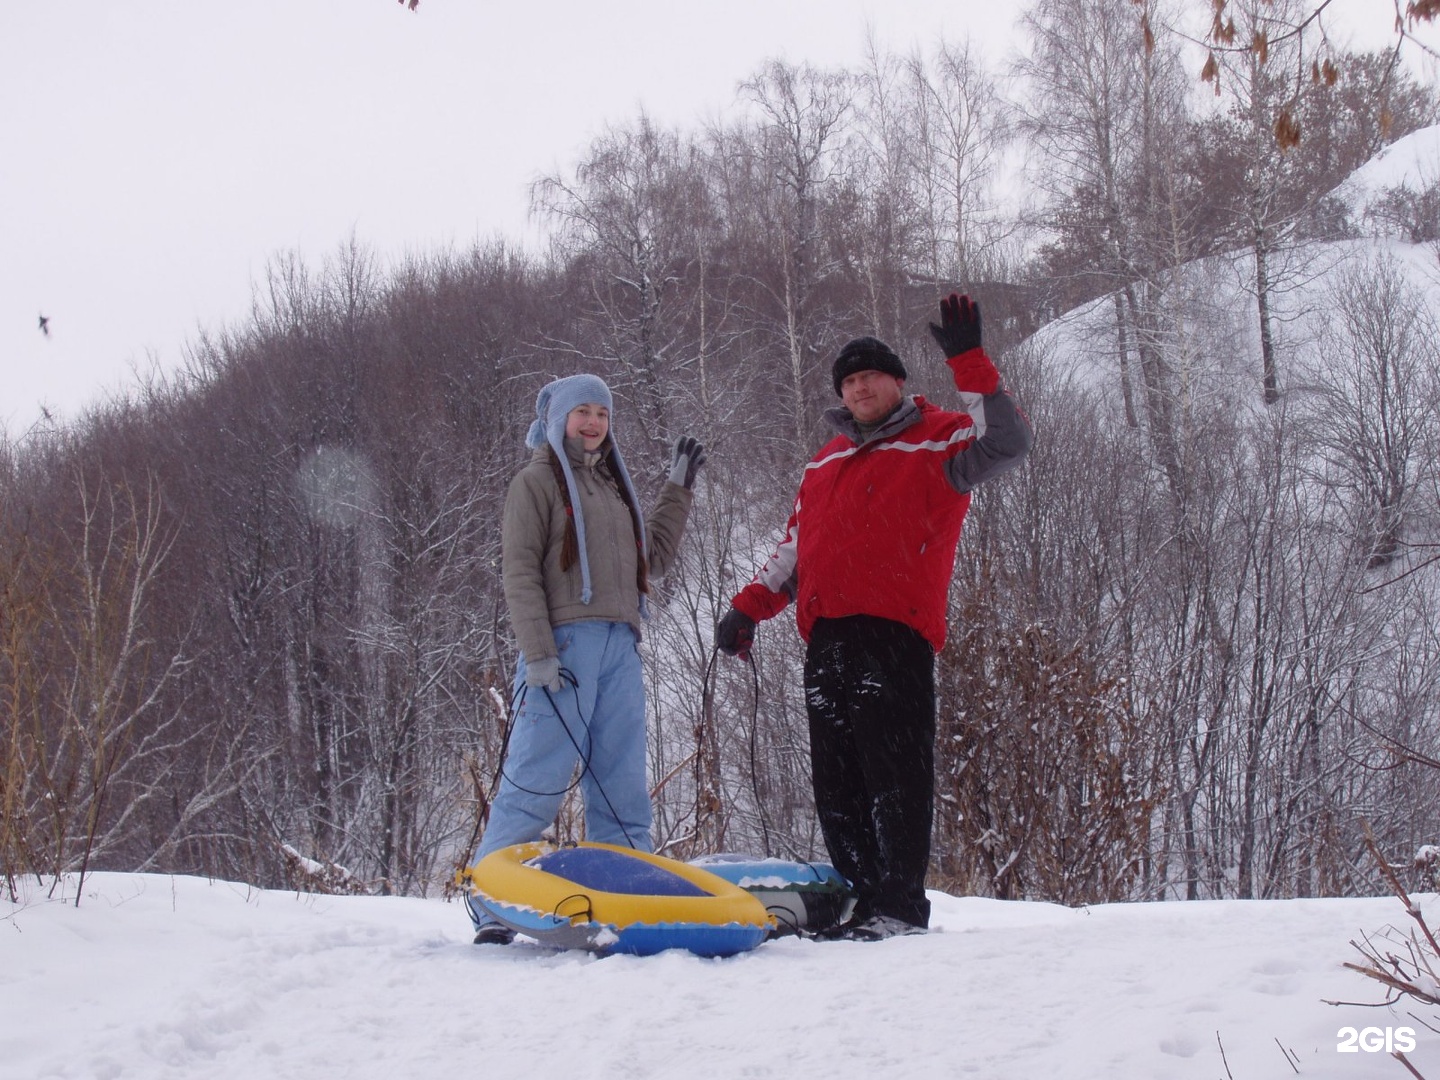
left=467, top=621, right=652, bottom=929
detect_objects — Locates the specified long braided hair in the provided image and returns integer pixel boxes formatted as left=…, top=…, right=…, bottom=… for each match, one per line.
left=548, top=446, right=649, bottom=598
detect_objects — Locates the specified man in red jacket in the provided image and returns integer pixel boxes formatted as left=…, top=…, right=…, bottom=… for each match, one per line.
left=716, top=294, right=1032, bottom=941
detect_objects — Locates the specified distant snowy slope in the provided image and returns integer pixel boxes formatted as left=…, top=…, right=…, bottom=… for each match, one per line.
left=1338, top=122, right=1440, bottom=222
left=1025, top=125, right=1440, bottom=405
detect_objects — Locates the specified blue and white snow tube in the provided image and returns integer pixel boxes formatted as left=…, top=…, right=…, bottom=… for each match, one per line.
left=689, top=854, right=856, bottom=935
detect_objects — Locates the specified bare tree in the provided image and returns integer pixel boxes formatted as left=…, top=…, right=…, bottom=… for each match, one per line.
left=1017, top=0, right=1196, bottom=472
left=1299, top=254, right=1440, bottom=568
left=1, top=464, right=187, bottom=899
left=531, top=114, right=711, bottom=443
left=860, top=35, right=1014, bottom=288
left=737, top=60, right=854, bottom=448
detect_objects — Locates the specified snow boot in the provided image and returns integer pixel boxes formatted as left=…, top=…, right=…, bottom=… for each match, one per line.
left=473, top=924, right=516, bottom=946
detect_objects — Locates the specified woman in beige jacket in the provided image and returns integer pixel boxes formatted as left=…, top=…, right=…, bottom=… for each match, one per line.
left=467, top=373, right=705, bottom=943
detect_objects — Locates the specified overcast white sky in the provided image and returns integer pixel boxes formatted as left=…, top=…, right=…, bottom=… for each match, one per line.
left=0, top=1, right=1428, bottom=434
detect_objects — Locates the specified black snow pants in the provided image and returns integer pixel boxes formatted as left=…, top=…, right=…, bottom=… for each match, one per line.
left=803, top=614, right=936, bottom=928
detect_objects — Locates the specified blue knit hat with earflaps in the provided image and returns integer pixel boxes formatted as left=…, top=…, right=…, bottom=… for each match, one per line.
left=525, top=374, right=648, bottom=611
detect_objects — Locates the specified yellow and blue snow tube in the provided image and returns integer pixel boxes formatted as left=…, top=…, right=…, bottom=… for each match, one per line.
left=461, top=841, right=775, bottom=957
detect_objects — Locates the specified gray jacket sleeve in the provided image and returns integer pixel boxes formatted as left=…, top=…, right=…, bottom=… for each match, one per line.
left=501, top=467, right=560, bottom=662
left=644, top=481, right=693, bottom=579
left=945, top=386, right=1033, bottom=495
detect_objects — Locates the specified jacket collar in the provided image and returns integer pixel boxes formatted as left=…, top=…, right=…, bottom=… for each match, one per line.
left=824, top=395, right=926, bottom=446
left=564, top=434, right=610, bottom=469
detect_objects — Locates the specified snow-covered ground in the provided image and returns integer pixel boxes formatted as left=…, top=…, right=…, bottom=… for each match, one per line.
left=4, top=872, right=1437, bottom=1079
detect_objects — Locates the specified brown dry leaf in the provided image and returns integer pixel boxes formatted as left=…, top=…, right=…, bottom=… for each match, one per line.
left=1253, top=30, right=1268, bottom=64
left=1274, top=111, right=1301, bottom=150
left=1407, top=1, right=1440, bottom=24
left=1200, top=52, right=1219, bottom=89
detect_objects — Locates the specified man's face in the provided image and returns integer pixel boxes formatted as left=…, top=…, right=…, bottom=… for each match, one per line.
left=840, top=370, right=905, bottom=424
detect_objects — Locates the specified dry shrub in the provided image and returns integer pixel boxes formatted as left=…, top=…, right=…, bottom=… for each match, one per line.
left=931, top=593, right=1162, bottom=905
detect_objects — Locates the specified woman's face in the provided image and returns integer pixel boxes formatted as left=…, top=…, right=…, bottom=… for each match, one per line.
left=565, top=402, right=610, bottom=451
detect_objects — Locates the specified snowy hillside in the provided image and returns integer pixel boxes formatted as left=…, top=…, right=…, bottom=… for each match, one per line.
left=1026, top=123, right=1440, bottom=407
left=4, top=872, right=1438, bottom=1080
left=1338, top=123, right=1440, bottom=224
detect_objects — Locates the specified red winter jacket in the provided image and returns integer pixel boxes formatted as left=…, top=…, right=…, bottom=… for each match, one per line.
left=731, top=348, right=1031, bottom=652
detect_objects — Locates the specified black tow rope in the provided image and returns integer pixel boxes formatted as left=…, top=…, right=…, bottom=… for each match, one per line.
left=488, top=671, right=643, bottom=851
left=700, top=641, right=772, bottom=858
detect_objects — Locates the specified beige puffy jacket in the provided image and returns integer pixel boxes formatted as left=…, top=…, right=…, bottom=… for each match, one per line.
left=502, top=439, right=692, bottom=662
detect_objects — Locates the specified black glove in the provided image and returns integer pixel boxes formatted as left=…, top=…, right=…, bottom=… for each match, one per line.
left=929, top=293, right=982, bottom=358
left=716, top=607, right=756, bottom=660
left=667, top=436, right=707, bottom=490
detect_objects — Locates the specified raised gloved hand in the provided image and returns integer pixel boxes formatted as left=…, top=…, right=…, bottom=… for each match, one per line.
left=716, top=607, right=756, bottom=660
left=525, top=656, right=564, bottom=693
left=929, top=293, right=983, bottom=359
left=668, top=435, right=707, bottom=490
left=932, top=292, right=1000, bottom=395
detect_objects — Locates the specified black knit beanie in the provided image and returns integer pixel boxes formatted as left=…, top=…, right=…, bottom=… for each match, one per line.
left=831, top=336, right=907, bottom=395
